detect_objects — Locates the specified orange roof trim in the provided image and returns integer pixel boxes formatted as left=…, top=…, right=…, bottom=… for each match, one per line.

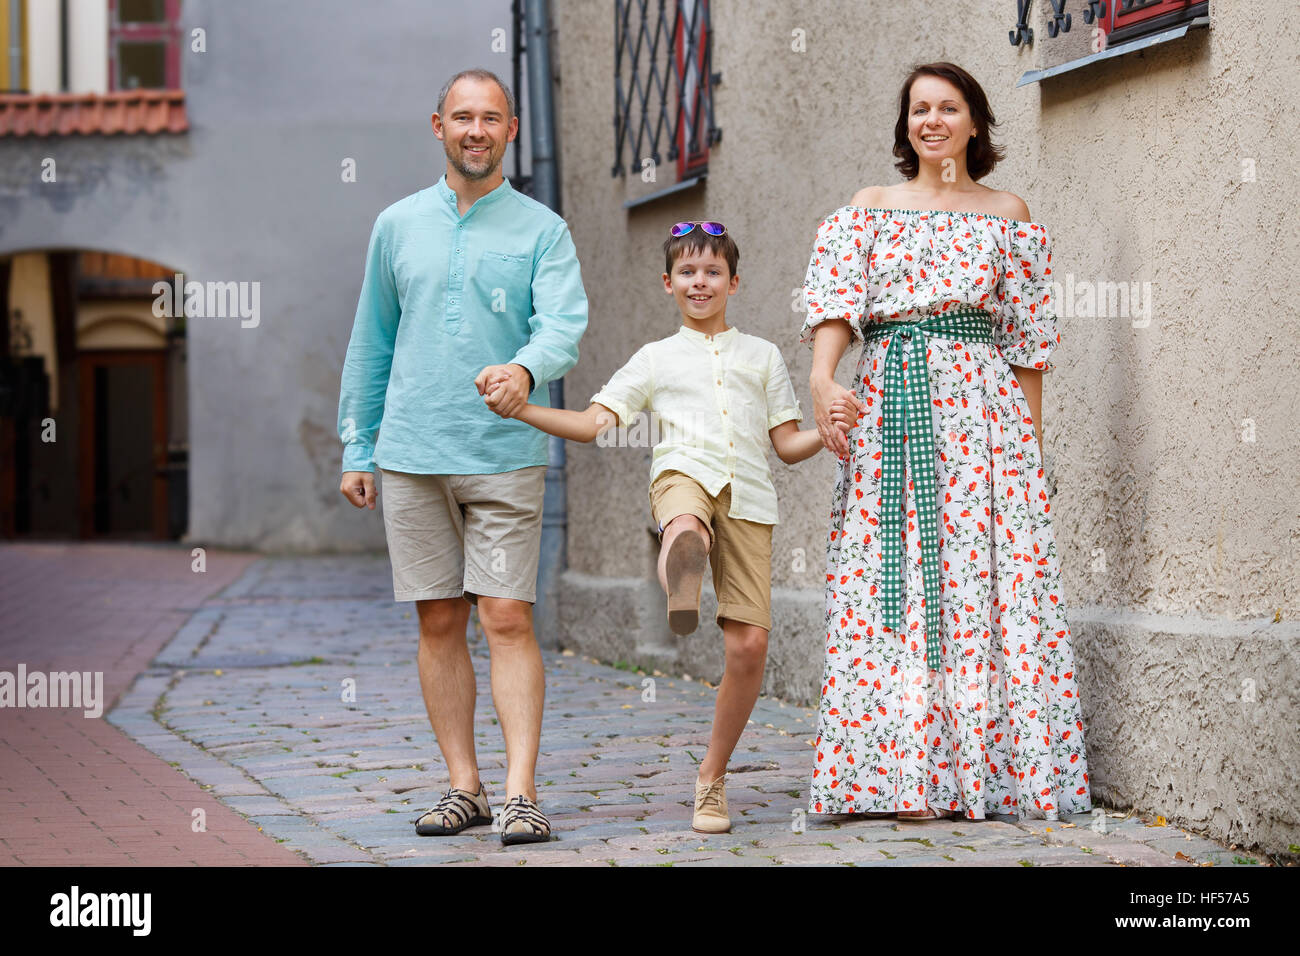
left=0, top=91, right=188, bottom=137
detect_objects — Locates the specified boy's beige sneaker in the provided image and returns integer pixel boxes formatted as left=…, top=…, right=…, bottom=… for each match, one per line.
left=665, top=529, right=708, bottom=635
left=692, top=773, right=731, bottom=833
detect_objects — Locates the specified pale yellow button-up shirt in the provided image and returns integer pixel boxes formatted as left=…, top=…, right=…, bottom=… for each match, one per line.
left=590, top=325, right=802, bottom=524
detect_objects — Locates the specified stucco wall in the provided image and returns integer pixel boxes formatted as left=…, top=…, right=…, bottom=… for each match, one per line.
left=551, top=0, right=1299, bottom=855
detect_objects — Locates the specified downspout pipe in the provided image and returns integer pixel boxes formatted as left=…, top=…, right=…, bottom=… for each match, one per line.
left=525, top=0, right=568, bottom=650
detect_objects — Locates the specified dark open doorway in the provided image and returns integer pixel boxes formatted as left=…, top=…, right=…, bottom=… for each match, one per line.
left=1, top=250, right=187, bottom=540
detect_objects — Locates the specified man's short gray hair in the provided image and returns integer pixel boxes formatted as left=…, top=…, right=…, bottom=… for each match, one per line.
left=437, top=69, right=516, bottom=120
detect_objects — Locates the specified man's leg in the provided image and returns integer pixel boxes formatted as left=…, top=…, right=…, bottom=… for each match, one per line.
left=457, top=466, right=548, bottom=804
left=476, top=597, right=544, bottom=801
left=415, top=597, right=480, bottom=792
left=378, top=468, right=484, bottom=803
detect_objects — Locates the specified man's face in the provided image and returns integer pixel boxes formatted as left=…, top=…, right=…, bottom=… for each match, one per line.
left=663, top=247, right=738, bottom=321
left=432, top=78, right=517, bottom=180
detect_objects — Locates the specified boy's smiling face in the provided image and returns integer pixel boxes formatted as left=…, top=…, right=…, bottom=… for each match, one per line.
left=663, top=248, right=739, bottom=330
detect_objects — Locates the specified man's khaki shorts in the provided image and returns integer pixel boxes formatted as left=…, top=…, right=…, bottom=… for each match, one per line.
left=648, top=469, right=773, bottom=631
left=378, top=465, right=547, bottom=604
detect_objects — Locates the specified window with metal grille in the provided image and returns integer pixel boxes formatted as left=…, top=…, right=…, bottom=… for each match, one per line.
left=613, top=0, right=720, bottom=188
left=1106, top=0, right=1206, bottom=45
left=1014, top=1, right=1209, bottom=86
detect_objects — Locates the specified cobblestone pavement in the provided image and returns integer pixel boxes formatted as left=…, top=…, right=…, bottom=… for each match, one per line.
left=108, top=554, right=1267, bottom=867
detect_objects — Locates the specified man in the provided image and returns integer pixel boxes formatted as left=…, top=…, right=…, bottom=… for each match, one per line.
left=337, top=68, right=588, bottom=845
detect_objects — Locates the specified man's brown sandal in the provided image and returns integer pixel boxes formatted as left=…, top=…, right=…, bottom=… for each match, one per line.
left=412, top=784, right=492, bottom=836
left=499, top=794, right=552, bottom=846
left=665, top=529, right=709, bottom=635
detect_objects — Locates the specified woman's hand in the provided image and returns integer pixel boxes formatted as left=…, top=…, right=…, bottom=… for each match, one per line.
left=811, top=373, right=865, bottom=460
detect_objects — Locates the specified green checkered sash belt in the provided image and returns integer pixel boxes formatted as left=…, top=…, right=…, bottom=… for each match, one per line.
left=861, top=307, right=995, bottom=671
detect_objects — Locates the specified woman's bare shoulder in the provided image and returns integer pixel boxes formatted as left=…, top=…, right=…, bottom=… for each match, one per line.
left=848, top=185, right=886, bottom=208
left=983, top=189, right=1032, bottom=221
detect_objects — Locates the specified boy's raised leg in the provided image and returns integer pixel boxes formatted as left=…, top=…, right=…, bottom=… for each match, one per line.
left=658, top=514, right=712, bottom=635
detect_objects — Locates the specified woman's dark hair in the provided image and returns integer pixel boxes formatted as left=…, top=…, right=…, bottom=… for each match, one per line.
left=892, top=62, right=1005, bottom=181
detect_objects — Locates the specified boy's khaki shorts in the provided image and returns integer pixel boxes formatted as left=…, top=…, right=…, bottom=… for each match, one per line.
left=648, top=469, right=773, bottom=631
left=378, top=465, right=547, bottom=604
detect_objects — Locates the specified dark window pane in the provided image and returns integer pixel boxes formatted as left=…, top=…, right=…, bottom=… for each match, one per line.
left=118, top=41, right=166, bottom=89
left=119, top=0, right=167, bottom=23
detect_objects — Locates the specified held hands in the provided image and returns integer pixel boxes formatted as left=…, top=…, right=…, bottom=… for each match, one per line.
left=829, top=397, right=862, bottom=441
left=811, top=374, right=866, bottom=461
left=476, top=363, right=531, bottom=418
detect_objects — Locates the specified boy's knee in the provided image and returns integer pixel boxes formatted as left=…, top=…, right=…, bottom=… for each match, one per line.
left=664, top=513, right=711, bottom=548
left=726, top=623, right=769, bottom=662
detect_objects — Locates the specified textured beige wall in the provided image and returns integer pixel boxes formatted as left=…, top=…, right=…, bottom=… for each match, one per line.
left=552, top=0, right=1299, bottom=853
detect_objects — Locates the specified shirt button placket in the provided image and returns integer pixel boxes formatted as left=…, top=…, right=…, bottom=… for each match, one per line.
left=715, top=341, right=736, bottom=489
left=448, top=227, right=465, bottom=328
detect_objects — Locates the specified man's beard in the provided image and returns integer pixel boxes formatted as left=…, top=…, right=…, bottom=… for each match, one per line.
left=448, top=143, right=501, bottom=180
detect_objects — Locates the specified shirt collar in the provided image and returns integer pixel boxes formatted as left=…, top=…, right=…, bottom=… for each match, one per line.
left=434, top=173, right=513, bottom=213
left=678, top=324, right=738, bottom=347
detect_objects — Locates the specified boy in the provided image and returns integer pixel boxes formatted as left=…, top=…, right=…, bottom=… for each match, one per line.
left=482, top=221, right=829, bottom=833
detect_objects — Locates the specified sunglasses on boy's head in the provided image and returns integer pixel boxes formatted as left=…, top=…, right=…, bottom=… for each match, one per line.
left=670, top=221, right=727, bottom=237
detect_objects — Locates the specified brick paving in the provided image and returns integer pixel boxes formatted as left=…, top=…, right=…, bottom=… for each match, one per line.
left=91, top=552, right=1266, bottom=867
left=0, top=543, right=305, bottom=865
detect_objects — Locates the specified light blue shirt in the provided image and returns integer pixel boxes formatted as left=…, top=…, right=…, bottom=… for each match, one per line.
left=338, top=175, right=589, bottom=474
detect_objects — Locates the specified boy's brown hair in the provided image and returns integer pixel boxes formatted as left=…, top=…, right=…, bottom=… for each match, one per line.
left=662, top=228, right=740, bottom=279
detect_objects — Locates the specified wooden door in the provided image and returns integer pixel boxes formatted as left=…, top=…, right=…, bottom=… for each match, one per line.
left=77, top=350, right=168, bottom=538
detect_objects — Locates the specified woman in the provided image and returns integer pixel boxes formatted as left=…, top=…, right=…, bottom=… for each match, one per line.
left=800, top=62, right=1090, bottom=821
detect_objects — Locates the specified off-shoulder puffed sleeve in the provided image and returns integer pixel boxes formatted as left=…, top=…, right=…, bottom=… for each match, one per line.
left=994, top=221, right=1059, bottom=371
left=800, top=206, right=875, bottom=347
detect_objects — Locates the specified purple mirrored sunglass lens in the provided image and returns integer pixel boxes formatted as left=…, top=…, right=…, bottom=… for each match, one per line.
left=670, top=221, right=727, bottom=237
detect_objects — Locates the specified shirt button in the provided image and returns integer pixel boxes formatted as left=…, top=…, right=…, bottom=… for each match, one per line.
left=722, top=410, right=727, bottom=415
left=714, top=350, right=719, bottom=355
left=716, top=379, right=721, bottom=385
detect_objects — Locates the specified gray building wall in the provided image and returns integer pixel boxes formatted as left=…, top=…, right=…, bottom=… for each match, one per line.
left=550, top=0, right=1299, bottom=856
left=0, top=0, right=521, bottom=550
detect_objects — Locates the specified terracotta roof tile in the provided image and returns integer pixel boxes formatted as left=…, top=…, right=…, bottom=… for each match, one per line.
left=0, top=91, right=188, bottom=138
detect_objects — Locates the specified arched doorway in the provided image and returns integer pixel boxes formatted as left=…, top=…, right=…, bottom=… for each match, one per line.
left=2, top=249, right=187, bottom=539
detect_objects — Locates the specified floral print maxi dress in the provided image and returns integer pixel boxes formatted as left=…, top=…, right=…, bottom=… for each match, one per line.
left=800, top=206, right=1091, bottom=820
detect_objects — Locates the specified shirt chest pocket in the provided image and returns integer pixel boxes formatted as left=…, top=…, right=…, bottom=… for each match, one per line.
left=724, top=363, right=766, bottom=431
left=471, top=250, right=532, bottom=316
